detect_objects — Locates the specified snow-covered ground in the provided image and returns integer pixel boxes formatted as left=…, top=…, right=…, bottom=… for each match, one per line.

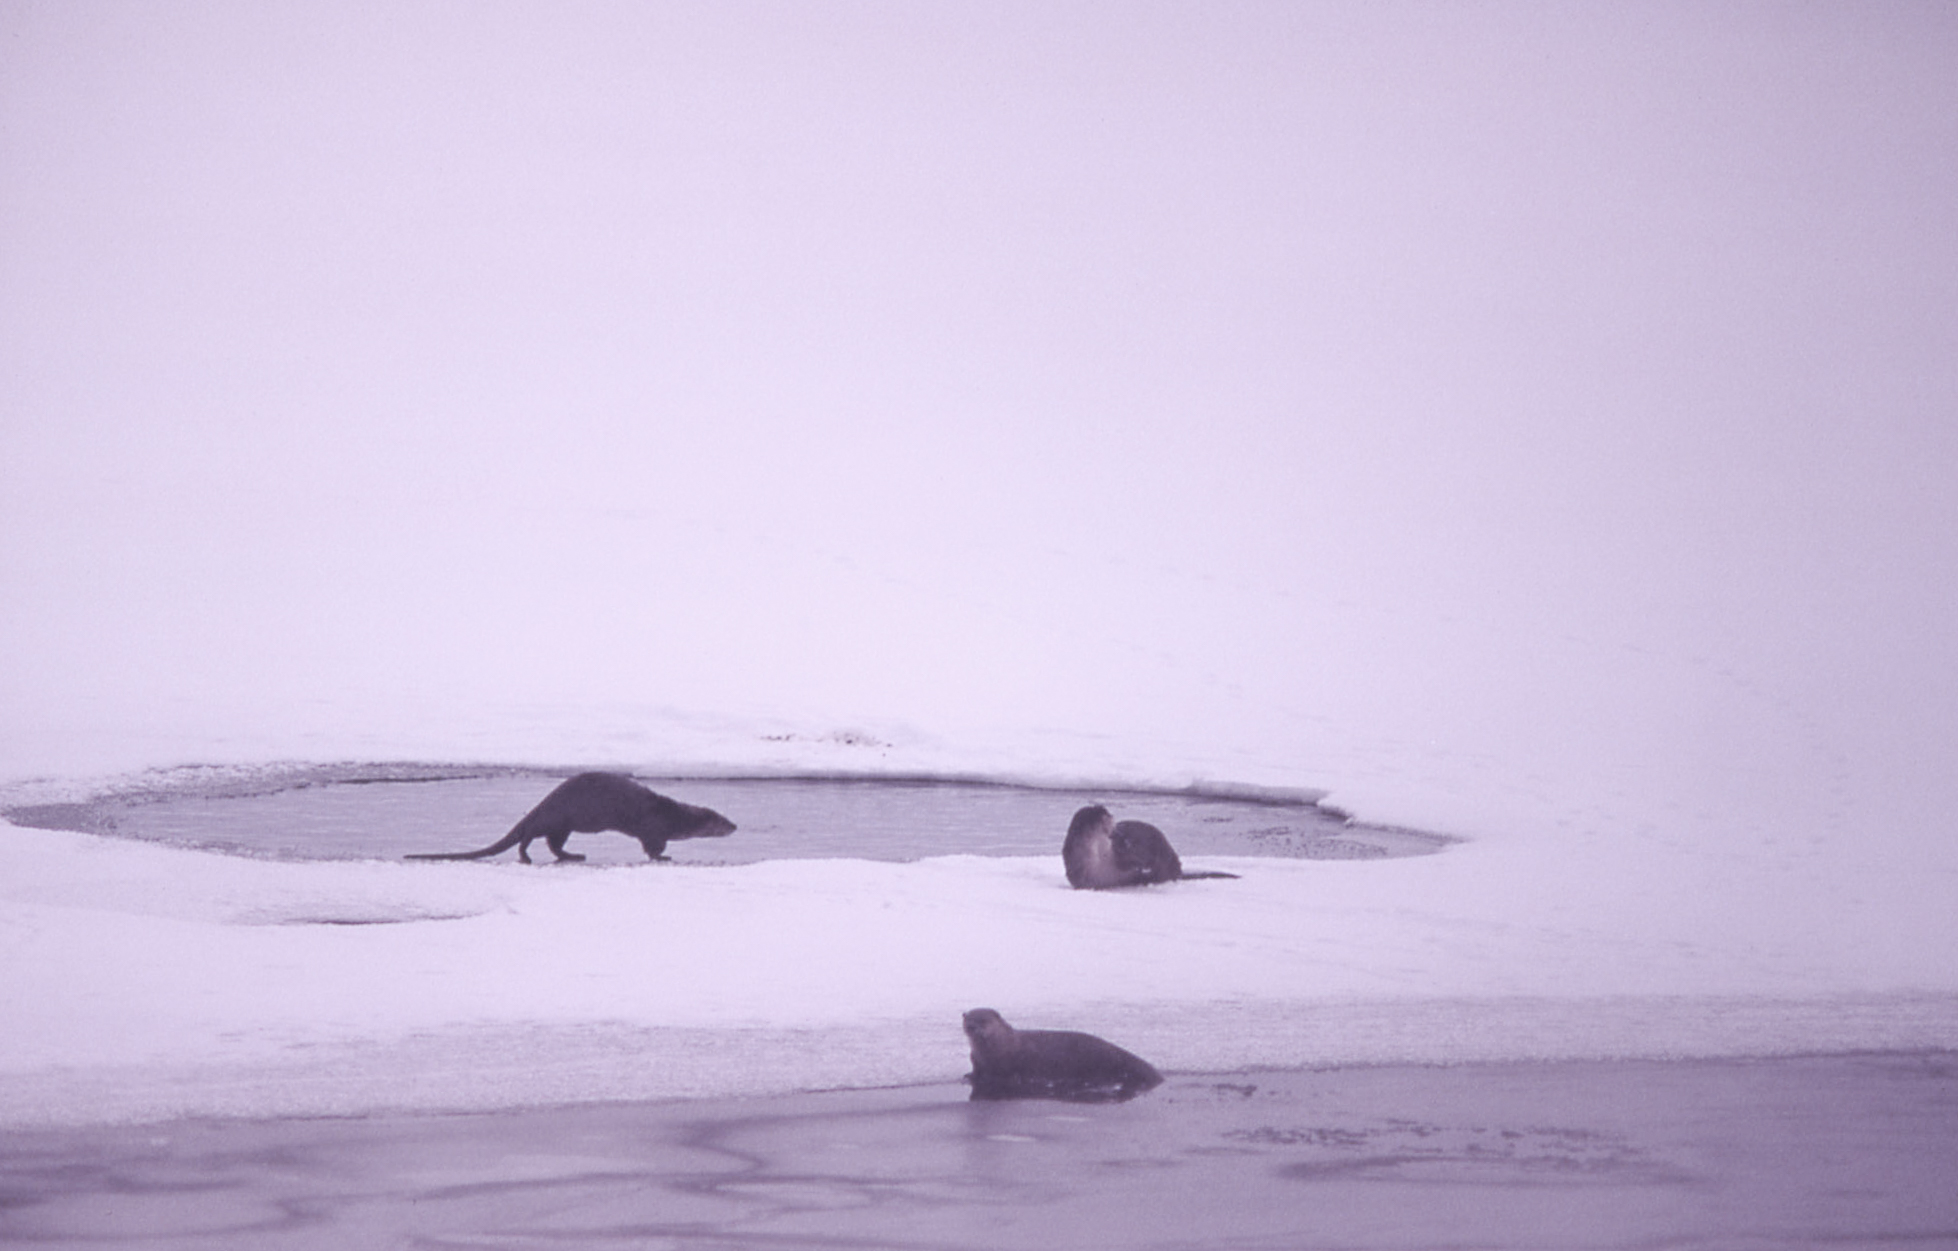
left=6, top=790, right=1954, bottom=1127
left=3, top=5, right=1956, bottom=1125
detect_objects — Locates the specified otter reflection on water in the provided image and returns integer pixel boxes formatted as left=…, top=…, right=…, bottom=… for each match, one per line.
left=962, top=1008, right=1164, bottom=1102
left=1062, top=804, right=1240, bottom=889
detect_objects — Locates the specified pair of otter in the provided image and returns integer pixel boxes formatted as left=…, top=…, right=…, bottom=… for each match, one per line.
left=975, top=806, right=1230, bottom=1101
left=969, top=805, right=1223, bottom=1099
left=1062, top=804, right=1239, bottom=889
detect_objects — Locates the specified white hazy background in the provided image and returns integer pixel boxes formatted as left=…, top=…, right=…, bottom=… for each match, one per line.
left=4, top=2, right=1958, bottom=1117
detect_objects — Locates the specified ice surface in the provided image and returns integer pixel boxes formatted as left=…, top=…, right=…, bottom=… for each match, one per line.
left=3, top=785, right=1954, bottom=1125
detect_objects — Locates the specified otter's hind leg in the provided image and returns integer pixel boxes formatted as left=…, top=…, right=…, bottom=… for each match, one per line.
left=542, top=830, right=586, bottom=863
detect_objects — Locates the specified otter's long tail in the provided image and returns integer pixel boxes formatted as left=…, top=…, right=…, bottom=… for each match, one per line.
left=404, top=828, right=524, bottom=861
left=1178, top=870, right=1241, bottom=880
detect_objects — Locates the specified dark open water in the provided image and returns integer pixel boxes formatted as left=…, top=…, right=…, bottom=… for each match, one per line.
left=3, top=1053, right=1953, bottom=1250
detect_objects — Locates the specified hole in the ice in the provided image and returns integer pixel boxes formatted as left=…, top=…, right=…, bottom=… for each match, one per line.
left=11, top=766, right=1461, bottom=865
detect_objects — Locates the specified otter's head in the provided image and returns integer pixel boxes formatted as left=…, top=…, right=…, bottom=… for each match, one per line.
left=962, top=1008, right=1015, bottom=1053
left=1061, top=805, right=1118, bottom=888
left=660, top=796, right=736, bottom=841
left=1066, top=805, right=1114, bottom=842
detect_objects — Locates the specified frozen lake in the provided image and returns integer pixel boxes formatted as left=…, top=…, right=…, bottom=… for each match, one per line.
left=4, top=4, right=1957, bottom=1245
left=6, top=766, right=1952, bottom=1132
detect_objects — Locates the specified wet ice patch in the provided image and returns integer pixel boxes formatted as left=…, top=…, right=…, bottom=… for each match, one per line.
left=238, top=909, right=482, bottom=927
left=1240, top=1121, right=1688, bottom=1186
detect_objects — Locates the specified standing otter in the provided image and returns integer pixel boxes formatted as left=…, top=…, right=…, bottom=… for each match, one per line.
left=1062, top=804, right=1239, bottom=889
left=962, top=1008, right=1163, bottom=1102
left=406, top=772, right=735, bottom=864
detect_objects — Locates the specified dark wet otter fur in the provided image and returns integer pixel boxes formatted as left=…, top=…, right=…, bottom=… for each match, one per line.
left=962, top=1008, right=1163, bottom=1102
left=406, top=772, right=735, bottom=864
left=1061, top=804, right=1239, bottom=889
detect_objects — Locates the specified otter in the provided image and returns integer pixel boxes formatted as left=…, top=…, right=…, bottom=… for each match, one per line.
left=406, top=772, right=735, bottom=864
left=1061, top=804, right=1239, bottom=889
left=962, top=1008, right=1163, bottom=1102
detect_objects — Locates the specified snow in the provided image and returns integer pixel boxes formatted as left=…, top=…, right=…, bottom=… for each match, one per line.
left=3, top=4, right=1957, bottom=1126
left=3, top=778, right=1954, bottom=1125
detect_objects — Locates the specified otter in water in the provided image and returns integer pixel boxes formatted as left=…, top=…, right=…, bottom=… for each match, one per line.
left=962, top=1008, right=1163, bottom=1102
left=1061, top=804, right=1239, bottom=889
left=405, top=772, right=735, bottom=864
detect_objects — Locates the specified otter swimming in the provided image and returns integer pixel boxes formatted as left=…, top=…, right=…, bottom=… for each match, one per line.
left=961, top=1008, right=1163, bottom=1102
left=1061, top=804, right=1239, bottom=889
left=405, top=772, right=735, bottom=864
